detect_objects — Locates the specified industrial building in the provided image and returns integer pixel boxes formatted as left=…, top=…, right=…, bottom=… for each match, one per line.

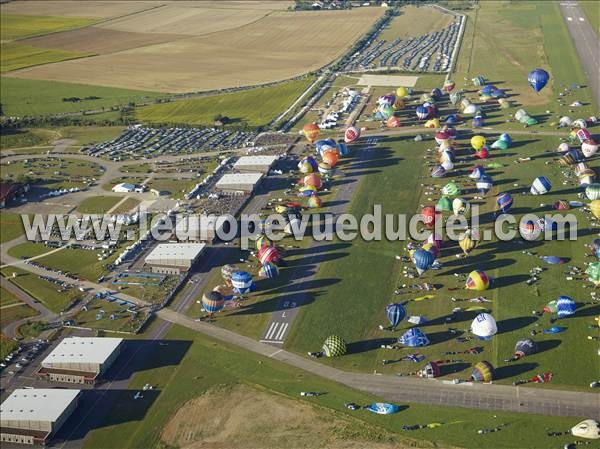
left=174, top=215, right=227, bottom=243
left=0, top=389, right=80, bottom=445
left=144, top=242, right=206, bottom=274
left=36, top=337, right=123, bottom=384
left=215, top=173, right=263, bottom=194
left=233, top=155, right=278, bottom=173
left=112, top=182, right=135, bottom=193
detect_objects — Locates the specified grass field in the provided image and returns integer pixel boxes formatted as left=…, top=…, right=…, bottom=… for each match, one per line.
left=0, top=286, right=21, bottom=307
left=1, top=267, right=80, bottom=313
left=1, top=42, right=91, bottom=73
left=55, top=125, right=126, bottom=145
left=72, top=298, right=146, bottom=333
left=9, top=8, right=382, bottom=93
left=76, top=196, right=123, bottom=214
left=7, top=242, right=56, bottom=259
left=0, top=334, right=19, bottom=359
left=1, top=158, right=104, bottom=190
left=35, top=247, right=107, bottom=281
left=580, top=0, right=599, bottom=35
left=111, top=197, right=141, bottom=214
left=0, top=129, right=57, bottom=150
left=136, top=77, right=316, bottom=128
left=83, top=324, right=581, bottom=449
left=0, top=13, right=96, bottom=41
left=0, top=212, right=27, bottom=244
left=0, top=77, right=165, bottom=117
left=0, top=302, right=37, bottom=327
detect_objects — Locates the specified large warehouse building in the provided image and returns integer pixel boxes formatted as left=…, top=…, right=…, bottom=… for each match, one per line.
left=215, top=173, right=263, bottom=195
left=144, top=242, right=205, bottom=274
left=1, top=389, right=80, bottom=445
left=233, top=155, right=278, bottom=173
left=36, top=337, right=123, bottom=385
left=174, top=215, right=226, bottom=243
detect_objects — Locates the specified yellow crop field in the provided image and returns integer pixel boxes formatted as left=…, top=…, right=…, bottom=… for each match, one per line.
left=7, top=8, right=383, bottom=93
left=1, top=42, right=91, bottom=73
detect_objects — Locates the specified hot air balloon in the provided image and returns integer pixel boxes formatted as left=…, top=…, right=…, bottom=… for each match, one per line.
left=259, top=262, right=279, bottom=279
left=394, top=98, right=405, bottom=110
left=337, top=142, right=350, bottom=156
left=396, top=86, right=408, bottom=98
left=378, top=104, right=394, bottom=120
left=307, top=194, right=322, bottom=208
left=221, top=264, right=239, bottom=286
left=443, top=79, right=455, bottom=92
left=431, top=165, right=446, bottom=178
left=322, top=149, right=339, bottom=167
left=416, top=105, right=429, bottom=120
left=475, top=147, right=489, bottom=159
left=422, top=242, right=439, bottom=258
left=520, top=219, right=540, bottom=241
left=435, top=130, right=450, bottom=145
left=322, top=335, right=346, bottom=357
left=399, top=328, right=429, bottom=347
left=452, top=198, right=470, bottom=215
left=472, top=75, right=486, bottom=86
left=303, top=173, right=322, bottom=189
left=513, top=339, right=538, bottom=360
left=586, top=261, right=600, bottom=285
left=471, top=313, right=497, bottom=340
left=213, top=284, right=233, bottom=301
left=465, top=270, right=490, bottom=291
left=427, top=232, right=443, bottom=248
left=258, top=246, right=280, bottom=265
left=386, top=303, right=406, bottom=329
left=591, top=200, right=600, bottom=219
left=442, top=181, right=460, bottom=196
left=378, top=93, right=396, bottom=106
left=530, top=176, right=552, bottom=195
left=201, top=291, right=225, bottom=314
left=318, top=161, right=334, bottom=177
left=557, top=142, right=570, bottom=153
left=471, top=135, right=486, bottom=150
left=298, top=156, right=318, bottom=173
left=302, top=123, right=320, bottom=143
left=418, top=361, right=441, bottom=378
left=469, top=165, right=485, bottom=180
left=412, top=249, right=435, bottom=275
left=421, top=206, right=437, bottom=227
left=315, top=138, right=336, bottom=155
left=471, top=361, right=494, bottom=382
left=472, top=116, right=484, bottom=128
left=571, top=420, right=600, bottom=440
left=231, top=271, right=255, bottom=295
left=441, top=159, right=454, bottom=171
left=459, top=230, right=479, bottom=255
left=476, top=175, right=493, bottom=196
left=556, top=295, right=576, bottom=318
left=576, top=128, right=592, bottom=142
left=344, top=126, right=360, bottom=143
left=582, top=139, right=598, bottom=158
left=386, top=115, right=401, bottom=128
left=528, top=68, right=550, bottom=92
left=437, top=196, right=452, bottom=211
left=591, top=239, right=600, bottom=259
left=256, top=235, right=273, bottom=252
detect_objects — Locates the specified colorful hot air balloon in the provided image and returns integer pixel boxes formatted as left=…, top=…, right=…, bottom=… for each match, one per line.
left=399, top=328, right=429, bottom=347
left=213, top=284, right=233, bottom=301
left=256, top=235, right=273, bottom=252
left=435, top=130, right=450, bottom=145
left=337, top=142, right=349, bottom=157
left=465, top=270, right=490, bottom=291
left=258, top=246, right=280, bottom=265
left=471, top=361, right=494, bottom=382
left=576, top=128, right=592, bottom=143
left=587, top=261, right=600, bottom=286
left=442, top=181, right=460, bottom=196
left=528, top=68, right=550, bottom=92
left=412, top=249, right=435, bottom=275
left=315, top=138, right=336, bottom=155
left=259, top=262, right=279, bottom=279
left=416, top=105, right=429, bottom=120
left=303, top=173, right=322, bottom=189
left=318, top=161, right=333, bottom=177
left=582, top=139, right=598, bottom=158
left=221, top=264, right=239, bottom=286
left=443, top=79, right=455, bottom=92
left=202, top=291, right=225, bottom=314
left=421, top=206, right=437, bottom=227
left=437, top=196, right=452, bottom=211
left=476, top=175, right=493, bottom=196
left=386, top=115, right=401, bottom=128
left=530, top=176, right=552, bottom=195
left=469, top=165, right=485, bottom=180
left=471, top=313, right=497, bottom=339
left=452, top=198, right=470, bottom=215
left=472, top=75, right=486, bottom=86
left=587, top=184, right=600, bottom=200
left=556, top=295, right=576, bottom=318
left=591, top=200, right=600, bottom=219
left=307, top=194, right=322, bottom=208
left=475, top=147, right=490, bottom=159
left=431, top=165, right=446, bottom=178
left=298, top=156, right=318, bottom=173
left=513, top=339, right=538, bottom=359
left=378, top=104, right=394, bottom=120
left=344, top=126, right=361, bottom=143
left=302, top=123, right=320, bottom=143
left=386, top=303, right=406, bottom=329
left=231, top=271, right=255, bottom=295
left=497, top=192, right=513, bottom=213
left=322, top=335, right=346, bottom=357
left=418, top=361, right=441, bottom=378
left=459, top=230, right=479, bottom=256
left=471, top=135, right=486, bottom=150
left=322, top=149, right=339, bottom=167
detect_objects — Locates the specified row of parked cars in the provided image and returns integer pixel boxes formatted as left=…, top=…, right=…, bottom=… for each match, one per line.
left=1, top=340, right=48, bottom=376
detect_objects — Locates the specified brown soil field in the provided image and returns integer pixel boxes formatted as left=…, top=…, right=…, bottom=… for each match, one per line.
left=7, top=8, right=383, bottom=93
left=0, top=1, right=164, bottom=19
left=160, top=384, right=436, bottom=449
left=22, top=27, right=187, bottom=54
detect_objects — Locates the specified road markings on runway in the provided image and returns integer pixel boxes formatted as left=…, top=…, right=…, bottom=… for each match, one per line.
left=260, top=321, right=289, bottom=343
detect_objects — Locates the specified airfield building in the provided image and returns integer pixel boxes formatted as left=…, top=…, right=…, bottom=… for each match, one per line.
left=112, top=182, right=135, bottom=193
left=36, top=337, right=123, bottom=385
left=215, top=173, right=263, bottom=195
left=174, top=216, right=226, bottom=244
left=233, top=155, right=278, bottom=173
left=0, top=389, right=80, bottom=445
left=144, top=242, right=205, bottom=274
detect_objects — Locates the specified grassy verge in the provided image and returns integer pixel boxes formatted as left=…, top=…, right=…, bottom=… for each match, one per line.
left=76, top=196, right=123, bottom=214
left=7, top=242, right=56, bottom=259
left=0, top=334, right=19, bottom=359
left=580, top=0, right=599, bottom=35
left=0, top=212, right=27, bottom=244
left=111, top=197, right=141, bottom=214
left=0, top=129, right=57, bottom=150
left=1, top=42, right=91, bottom=73
left=0, top=286, right=21, bottom=307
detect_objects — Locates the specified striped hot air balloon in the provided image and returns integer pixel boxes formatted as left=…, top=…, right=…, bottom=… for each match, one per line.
left=298, top=156, right=318, bottom=173
left=556, top=295, right=576, bottom=318
left=431, top=165, right=446, bottom=178
left=307, top=194, right=322, bottom=208
left=475, top=147, right=490, bottom=159
left=586, top=184, right=600, bottom=200
left=316, top=138, right=336, bottom=155
left=582, top=139, right=598, bottom=158
left=442, top=181, right=460, bottom=196
left=386, top=303, right=406, bottom=328
left=471, top=361, right=494, bottom=382
left=437, top=196, right=452, bottom=211
left=399, top=328, right=429, bottom=347
left=256, top=235, right=273, bottom=252
left=258, top=246, right=280, bottom=265
left=530, top=176, right=552, bottom=195
left=520, top=219, right=540, bottom=240
left=322, top=335, right=347, bottom=357
left=318, top=161, right=333, bottom=176
left=202, top=291, right=225, bottom=314
left=231, top=271, right=255, bottom=295
left=416, top=105, right=429, bottom=120
left=476, top=176, right=493, bottom=196
left=469, top=166, right=486, bottom=180
left=221, top=264, right=240, bottom=286
left=465, top=270, right=490, bottom=291
left=386, top=115, right=401, bottom=128
left=576, top=128, right=591, bottom=143
left=302, top=123, right=320, bottom=143
left=344, top=126, right=361, bottom=143
left=412, top=249, right=435, bottom=275
left=259, top=262, right=279, bottom=279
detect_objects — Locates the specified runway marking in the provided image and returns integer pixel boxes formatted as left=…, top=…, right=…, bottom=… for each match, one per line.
left=259, top=339, right=284, bottom=344
left=268, top=349, right=283, bottom=358
left=579, top=17, right=585, bottom=21
left=567, top=17, right=572, bottom=21
left=262, top=321, right=289, bottom=342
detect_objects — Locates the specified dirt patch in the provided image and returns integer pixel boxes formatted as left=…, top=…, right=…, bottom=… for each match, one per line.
left=161, top=384, right=437, bottom=449
left=22, top=27, right=186, bottom=54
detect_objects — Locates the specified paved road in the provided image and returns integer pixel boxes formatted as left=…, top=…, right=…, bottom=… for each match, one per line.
left=158, top=308, right=600, bottom=419
left=559, top=1, right=600, bottom=109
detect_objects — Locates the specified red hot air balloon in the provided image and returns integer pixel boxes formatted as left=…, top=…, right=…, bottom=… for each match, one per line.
left=302, top=123, right=320, bottom=144
left=421, top=206, right=437, bottom=228
left=344, top=126, right=361, bottom=143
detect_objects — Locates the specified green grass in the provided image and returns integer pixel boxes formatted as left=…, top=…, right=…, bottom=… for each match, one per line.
left=0, top=212, right=26, bottom=244
left=35, top=247, right=107, bottom=281
left=72, top=299, right=147, bottom=333
left=17, top=320, right=48, bottom=339
left=55, top=125, right=125, bottom=145
left=111, top=197, right=141, bottom=214
left=144, top=178, right=198, bottom=198
left=7, top=242, right=55, bottom=259
left=580, top=0, right=599, bottom=35
left=0, top=334, right=19, bottom=359
left=1, top=266, right=81, bottom=313
left=83, top=324, right=581, bottom=449
left=0, top=77, right=165, bottom=117
left=0, top=286, right=21, bottom=307
left=76, top=196, right=123, bottom=214
left=136, top=77, right=315, bottom=128
left=2, top=158, right=104, bottom=190
left=0, top=302, right=37, bottom=327
left=1, top=13, right=97, bottom=41
left=0, top=129, right=57, bottom=150
left=1, top=42, right=91, bottom=73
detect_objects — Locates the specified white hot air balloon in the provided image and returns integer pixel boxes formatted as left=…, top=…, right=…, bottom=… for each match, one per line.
left=471, top=313, right=498, bottom=340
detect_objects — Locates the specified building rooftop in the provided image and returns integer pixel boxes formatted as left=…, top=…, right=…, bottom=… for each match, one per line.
left=0, top=389, right=80, bottom=423
left=42, top=337, right=123, bottom=366
left=233, top=155, right=278, bottom=167
left=145, top=243, right=206, bottom=263
left=215, top=173, right=263, bottom=188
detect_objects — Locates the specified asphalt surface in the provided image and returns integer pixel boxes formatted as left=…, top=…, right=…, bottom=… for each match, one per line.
left=559, top=1, right=600, bottom=108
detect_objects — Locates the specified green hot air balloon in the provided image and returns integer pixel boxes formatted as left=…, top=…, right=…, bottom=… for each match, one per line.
left=587, top=262, right=600, bottom=286
left=586, top=184, right=600, bottom=201
left=442, top=181, right=461, bottom=197
left=449, top=91, right=462, bottom=105
left=322, top=335, right=347, bottom=357
left=437, top=196, right=453, bottom=211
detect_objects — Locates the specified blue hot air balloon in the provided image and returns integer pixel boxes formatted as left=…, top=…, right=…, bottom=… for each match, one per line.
left=530, top=176, right=552, bottom=195
left=497, top=192, right=513, bottom=213
left=337, top=142, right=349, bottom=157
left=476, top=175, right=493, bottom=196
left=469, top=166, right=485, bottom=180
left=315, top=139, right=336, bottom=155
left=528, top=68, right=550, bottom=92
left=412, top=249, right=435, bottom=275
left=386, top=303, right=406, bottom=329
left=416, top=105, right=429, bottom=120
left=399, top=328, right=430, bottom=347
left=556, top=295, right=576, bottom=318
left=472, top=116, right=485, bottom=128
left=231, top=271, right=255, bottom=295
left=500, top=133, right=512, bottom=144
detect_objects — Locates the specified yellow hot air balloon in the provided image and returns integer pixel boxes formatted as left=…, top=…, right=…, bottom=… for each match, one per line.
left=452, top=198, right=470, bottom=215
left=459, top=230, right=479, bottom=256
left=302, top=123, right=320, bottom=144
left=471, top=135, right=486, bottom=150
left=396, top=86, right=408, bottom=98
left=591, top=200, right=600, bottom=219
